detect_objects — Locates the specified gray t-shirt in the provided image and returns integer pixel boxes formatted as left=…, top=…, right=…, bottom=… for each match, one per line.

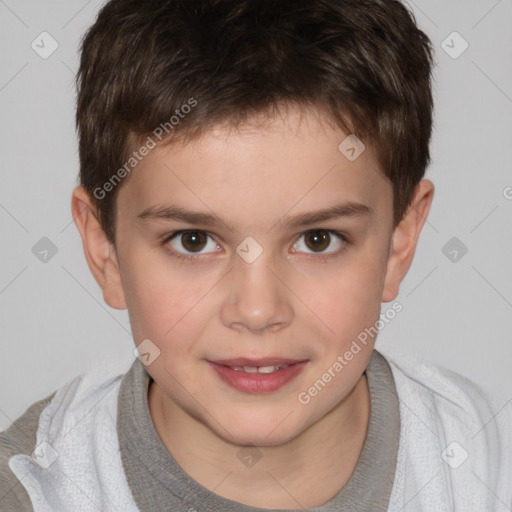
left=0, top=349, right=400, bottom=511
left=117, top=348, right=400, bottom=511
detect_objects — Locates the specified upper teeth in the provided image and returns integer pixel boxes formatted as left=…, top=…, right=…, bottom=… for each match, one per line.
left=232, top=364, right=290, bottom=373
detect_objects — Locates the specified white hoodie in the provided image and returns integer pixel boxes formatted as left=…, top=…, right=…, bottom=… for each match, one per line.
left=5, top=350, right=512, bottom=511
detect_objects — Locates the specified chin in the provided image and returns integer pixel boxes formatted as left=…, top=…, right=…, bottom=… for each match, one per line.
left=211, top=415, right=304, bottom=448
left=227, top=431, right=295, bottom=448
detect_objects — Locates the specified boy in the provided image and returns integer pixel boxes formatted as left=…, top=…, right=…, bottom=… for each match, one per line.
left=1, top=0, right=511, bottom=510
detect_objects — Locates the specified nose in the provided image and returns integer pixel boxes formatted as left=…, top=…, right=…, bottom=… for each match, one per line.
left=219, top=248, right=294, bottom=335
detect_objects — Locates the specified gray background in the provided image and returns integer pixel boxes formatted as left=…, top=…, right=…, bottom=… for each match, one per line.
left=0, top=0, right=511, bottom=428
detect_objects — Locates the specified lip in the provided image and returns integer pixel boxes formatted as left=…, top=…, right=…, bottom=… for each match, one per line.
left=212, top=357, right=305, bottom=367
left=206, top=359, right=308, bottom=394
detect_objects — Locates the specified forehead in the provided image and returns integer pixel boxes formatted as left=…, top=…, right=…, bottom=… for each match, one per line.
left=116, top=105, right=393, bottom=231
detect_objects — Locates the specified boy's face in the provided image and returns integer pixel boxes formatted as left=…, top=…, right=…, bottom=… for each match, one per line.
left=75, top=105, right=432, bottom=447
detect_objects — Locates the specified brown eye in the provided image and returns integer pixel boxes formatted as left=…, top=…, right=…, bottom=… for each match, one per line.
left=180, top=231, right=208, bottom=252
left=293, top=230, right=346, bottom=255
left=166, top=230, right=220, bottom=256
left=305, top=231, right=331, bottom=252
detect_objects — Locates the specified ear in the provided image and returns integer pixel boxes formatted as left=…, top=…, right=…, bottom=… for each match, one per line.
left=381, top=179, right=435, bottom=303
left=71, top=186, right=127, bottom=310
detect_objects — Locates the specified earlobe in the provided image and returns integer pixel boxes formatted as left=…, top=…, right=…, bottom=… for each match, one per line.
left=71, top=186, right=127, bottom=310
left=381, top=179, right=435, bottom=303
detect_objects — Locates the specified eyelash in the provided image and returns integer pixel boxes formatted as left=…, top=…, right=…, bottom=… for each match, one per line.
left=160, top=229, right=350, bottom=262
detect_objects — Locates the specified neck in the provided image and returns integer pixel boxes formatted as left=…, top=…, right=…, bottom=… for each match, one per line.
left=148, top=373, right=370, bottom=509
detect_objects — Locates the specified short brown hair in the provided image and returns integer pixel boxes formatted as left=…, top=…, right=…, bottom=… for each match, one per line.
left=76, top=0, right=434, bottom=243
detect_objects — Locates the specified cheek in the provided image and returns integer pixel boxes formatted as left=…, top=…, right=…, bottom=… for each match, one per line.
left=303, top=255, right=384, bottom=332
left=121, top=253, right=209, bottom=342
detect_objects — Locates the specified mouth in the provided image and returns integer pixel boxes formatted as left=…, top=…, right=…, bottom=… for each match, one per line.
left=206, top=358, right=308, bottom=393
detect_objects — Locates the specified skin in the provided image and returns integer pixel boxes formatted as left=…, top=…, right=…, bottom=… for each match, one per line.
left=72, top=104, right=434, bottom=509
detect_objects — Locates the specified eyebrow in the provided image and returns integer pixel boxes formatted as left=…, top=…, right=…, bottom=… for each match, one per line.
left=137, top=201, right=373, bottom=230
